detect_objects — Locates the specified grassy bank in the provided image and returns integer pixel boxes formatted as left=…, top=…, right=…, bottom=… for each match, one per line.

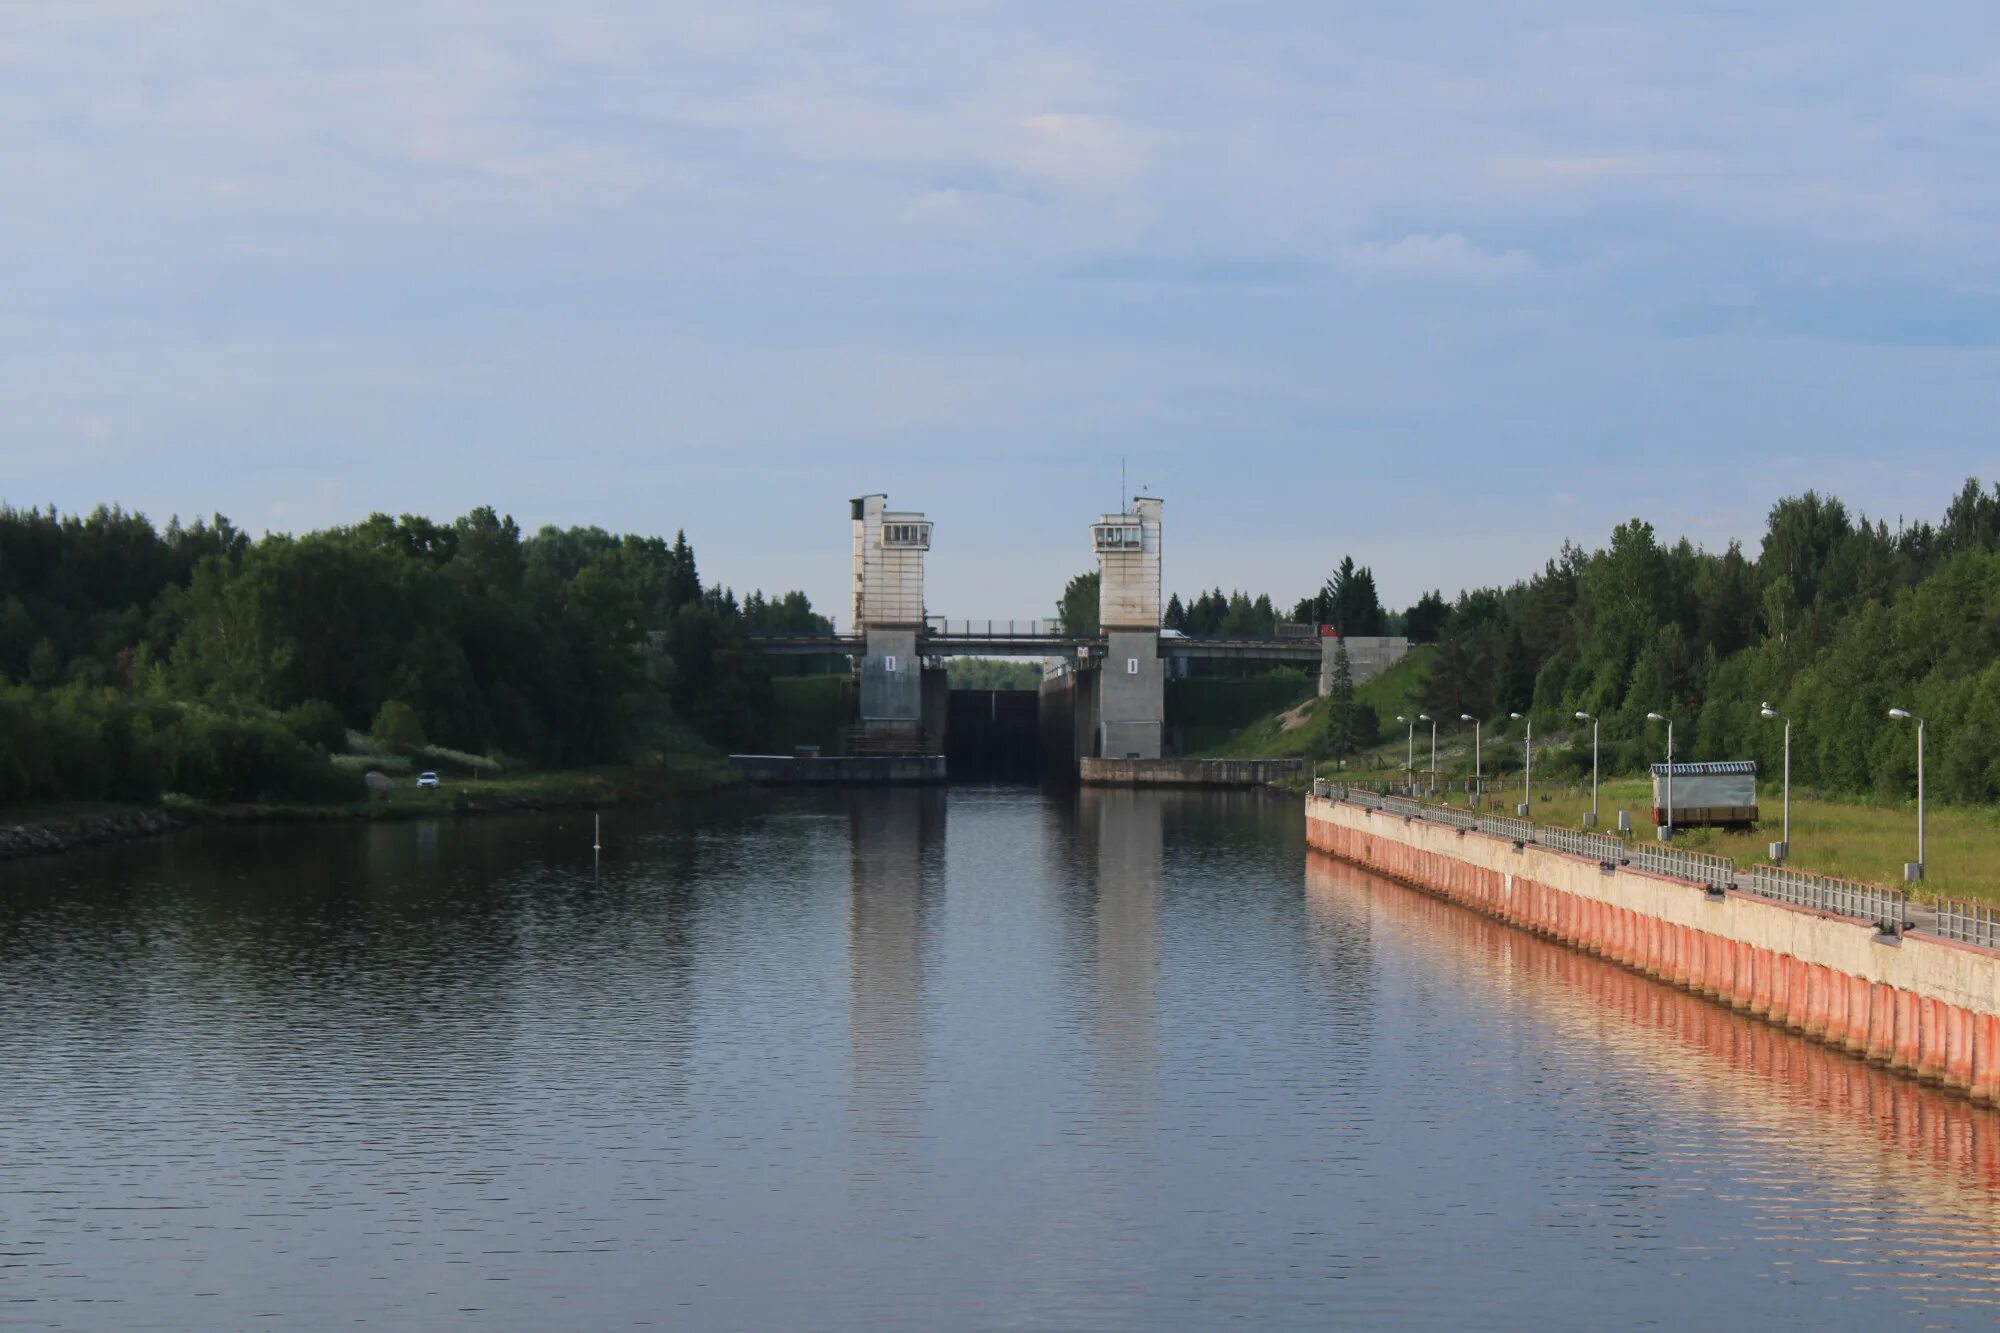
left=0, top=752, right=735, bottom=860
left=1192, top=647, right=1433, bottom=759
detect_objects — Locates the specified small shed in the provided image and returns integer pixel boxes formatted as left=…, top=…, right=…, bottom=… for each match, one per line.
left=1649, top=760, right=1757, bottom=829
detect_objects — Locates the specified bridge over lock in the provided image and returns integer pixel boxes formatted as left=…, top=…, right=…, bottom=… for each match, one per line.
left=746, top=494, right=1409, bottom=779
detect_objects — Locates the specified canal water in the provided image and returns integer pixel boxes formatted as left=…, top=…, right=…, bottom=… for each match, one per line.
left=3, top=787, right=1998, bottom=1330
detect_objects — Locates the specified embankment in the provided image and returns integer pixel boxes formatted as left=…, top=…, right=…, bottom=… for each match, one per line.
left=1305, top=793, right=2000, bottom=1103
left=0, top=766, right=730, bottom=865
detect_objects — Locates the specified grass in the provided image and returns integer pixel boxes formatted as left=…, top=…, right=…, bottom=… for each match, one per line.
left=1365, top=774, right=2000, bottom=907
left=1192, top=647, right=1434, bottom=759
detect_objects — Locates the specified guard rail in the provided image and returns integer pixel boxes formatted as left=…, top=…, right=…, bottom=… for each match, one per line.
left=1743, top=864, right=1905, bottom=931
left=1933, top=897, right=1999, bottom=949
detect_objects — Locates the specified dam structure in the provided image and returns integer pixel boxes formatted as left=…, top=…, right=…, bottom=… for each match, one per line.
left=741, top=493, right=1406, bottom=782
left=1305, top=783, right=2000, bottom=1104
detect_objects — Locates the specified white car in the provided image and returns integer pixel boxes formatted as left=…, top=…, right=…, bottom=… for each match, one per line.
left=416, top=771, right=439, bottom=788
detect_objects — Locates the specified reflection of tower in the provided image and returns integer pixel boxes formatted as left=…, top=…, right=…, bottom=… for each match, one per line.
left=1080, top=787, right=1162, bottom=1098
left=847, top=789, right=945, bottom=1142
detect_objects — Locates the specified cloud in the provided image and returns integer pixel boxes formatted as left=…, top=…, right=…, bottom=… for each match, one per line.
left=1341, top=233, right=1538, bottom=280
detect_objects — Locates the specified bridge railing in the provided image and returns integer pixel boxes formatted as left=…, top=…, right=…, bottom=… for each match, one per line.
left=1743, top=864, right=1905, bottom=931
left=924, top=618, right=1065, bottom=638
left=1934, top=898, right=2000, bottom=949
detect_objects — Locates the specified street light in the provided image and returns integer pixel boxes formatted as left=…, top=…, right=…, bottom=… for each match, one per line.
left=1645, top=712, right=1673, bottom=840
left=1460, top=713, right=1481, bottom=802
left=1574, top=711, right=1599, bottom=827
left=1396, top=715, right=1415, bottom=794
left=1889, top=708, right=1925, bottom=881
left=1418, top=714, right=1437, bottom=798
left=1759, top=702, right=1791, bottom=860
left=1510, top=712, right=1531, bottom=815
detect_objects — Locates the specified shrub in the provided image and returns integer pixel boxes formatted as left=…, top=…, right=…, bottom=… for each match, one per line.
left=370, top=700, right=427, bottom=752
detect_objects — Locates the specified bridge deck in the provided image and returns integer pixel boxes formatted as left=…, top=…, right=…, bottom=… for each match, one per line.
left=751, top=634, right=1323, bottom=662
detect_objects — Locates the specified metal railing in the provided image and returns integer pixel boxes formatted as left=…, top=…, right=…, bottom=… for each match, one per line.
left=1627, top=843, right=1737, bottom=892
left=1424, top=806, right=1479, bottom=831
left=1478, top=814, right=1535, bottom=843
left=924, top=618, right=1065, bottom=638
left=1537, top=826, right=1628, bottom=865
left=1933, top=898, right=1999, bottom=949
left=1743, top=864, right=1905, bottom=930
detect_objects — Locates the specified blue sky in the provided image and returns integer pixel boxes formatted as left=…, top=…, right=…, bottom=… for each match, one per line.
left=4, top=1, right=1998, bottom=626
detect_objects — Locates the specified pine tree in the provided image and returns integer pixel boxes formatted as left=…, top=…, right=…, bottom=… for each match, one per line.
left=1327, top=637, right=1357, bottom=760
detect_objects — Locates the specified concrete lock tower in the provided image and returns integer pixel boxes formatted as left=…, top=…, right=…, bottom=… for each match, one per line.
left=1093, top=496, right=1164, bottom=759
left=851, top=494, right=932, bottom=745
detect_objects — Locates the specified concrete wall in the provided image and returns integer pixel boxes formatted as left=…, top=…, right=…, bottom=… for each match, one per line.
left=1038, top=667, right=1100, bottom=778
left=859, top=627, right=920, bottom=724
left=1083, top=758, right=1304, bottom=786
left=1099, top=629, right=1163, bottom=759
left=1319, top=635, right=1411, bottom=697
left=1305, top=794, right=2000, bottom=1103
left=921, top=666, right=949, bottom=751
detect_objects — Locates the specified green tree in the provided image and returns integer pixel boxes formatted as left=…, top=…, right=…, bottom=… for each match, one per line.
left=1056, top=571, right=1100, bottom=636
left=370, top=700, right=428, bottom=751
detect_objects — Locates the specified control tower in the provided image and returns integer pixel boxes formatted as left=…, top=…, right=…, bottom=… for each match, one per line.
left=1093, top=496, right=1164, bottom=759
left=851, top=494, right=932, bottom=742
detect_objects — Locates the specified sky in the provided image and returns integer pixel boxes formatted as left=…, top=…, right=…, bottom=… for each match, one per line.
left=3, top=1, right=1998, bottom=627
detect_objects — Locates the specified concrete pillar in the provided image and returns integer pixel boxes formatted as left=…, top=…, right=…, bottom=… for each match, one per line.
left=859, top=627, right=921, bottom=729
left=1099, top=630, right=1163, bottom=759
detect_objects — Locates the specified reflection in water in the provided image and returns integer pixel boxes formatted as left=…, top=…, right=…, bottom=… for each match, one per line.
left=847, top=788, right=946, bottom=1146
left=1307, top=851, right=2000, bottom=1311
left=1080, top=787, right=1163, bottom=1102
left=1, top=794, right=1998, bottom=1329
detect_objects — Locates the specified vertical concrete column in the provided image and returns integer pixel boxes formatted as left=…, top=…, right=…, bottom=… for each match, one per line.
left=1973, top=1014, right=2000, bottom=1105
left=1866, top=984, right=1895, bottom=1063
left=1918, top=999, right=1946, bottom=1083
left=1892, top=990, right=1920, bottom=1071
left=1945, top=1006, right=1975, bottom=1092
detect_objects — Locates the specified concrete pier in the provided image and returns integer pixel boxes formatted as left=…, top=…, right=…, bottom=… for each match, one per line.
left=729, top=754, right=945, bottom=784
left=1305, top=792, right=2000, bottom=1103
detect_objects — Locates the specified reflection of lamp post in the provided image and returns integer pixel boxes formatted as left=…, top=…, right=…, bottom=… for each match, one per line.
left=1418, top=714, right=1437, bottom=797
left=1645, top=712, right=1673, bottom=839
left=1759, top=703, right=1791, bottom=860
left=1888, top=708, right=1925, bottom=881
left=1510, top=712, right=1531, bottom=815
left=1574, top=711, right=1599, bottom=827
left=1396, top=715, right=1414, bottom=793
left=1459, top=713, right=1481, bottom=801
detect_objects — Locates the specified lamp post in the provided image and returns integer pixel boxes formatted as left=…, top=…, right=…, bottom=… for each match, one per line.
left=1888, top=708, right=1925, bottom=881
left=1459, top=713, right=1481, bottom=803
left=1759, top=702, right=1791, bottom=860
left=1645, top=712, right=1673, bottom=839
left=1574, top=711, right=1599, bottom=827
left=1418, top=714, right=1437, bottom=798
left=1510, top=712, right=1531, bottom=815
left=1395, top=715, right=1414, bottom=794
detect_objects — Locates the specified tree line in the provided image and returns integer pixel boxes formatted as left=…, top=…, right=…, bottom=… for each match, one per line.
left=0, top=505, right=829, bottom=805
left=1400, top=479, right=2000, bottom=804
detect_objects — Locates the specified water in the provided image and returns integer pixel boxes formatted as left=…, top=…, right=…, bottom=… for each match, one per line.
left=3, top=786, right=1998, bottom=1330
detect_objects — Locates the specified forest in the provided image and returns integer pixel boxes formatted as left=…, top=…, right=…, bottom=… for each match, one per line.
left=1391, top=479, right=2000, bottom=805
left=0, top=506, right=829, bottom=805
